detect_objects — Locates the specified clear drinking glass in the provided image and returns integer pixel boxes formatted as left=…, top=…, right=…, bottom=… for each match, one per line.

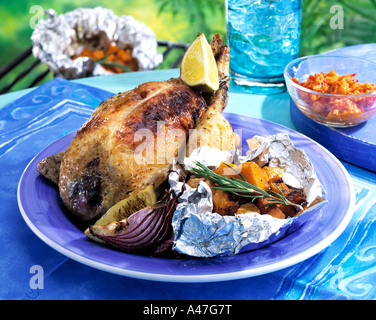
left=225, top=0, right=302, bottom=94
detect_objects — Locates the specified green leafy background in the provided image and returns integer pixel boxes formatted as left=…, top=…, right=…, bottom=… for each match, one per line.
left=0, top=0, right=375, bottom=92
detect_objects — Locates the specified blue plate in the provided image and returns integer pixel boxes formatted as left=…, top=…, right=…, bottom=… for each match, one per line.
left=18, top=113, right=354, bottom=282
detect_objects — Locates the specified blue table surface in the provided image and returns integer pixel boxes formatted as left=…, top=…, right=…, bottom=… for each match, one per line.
left=2, top=66, right=376, bottom=300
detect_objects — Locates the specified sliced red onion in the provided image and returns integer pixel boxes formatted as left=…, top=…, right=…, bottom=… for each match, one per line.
left=89, top=191, right=180, bottom=254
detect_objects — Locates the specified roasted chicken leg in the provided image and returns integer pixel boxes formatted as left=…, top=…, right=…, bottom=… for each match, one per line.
left=186, top=34, right=236, bottom=155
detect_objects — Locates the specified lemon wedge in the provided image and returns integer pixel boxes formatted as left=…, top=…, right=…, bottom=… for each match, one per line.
left=84, top=184, right=157, bottom=243
left=180, top=33, right=219, bottom=92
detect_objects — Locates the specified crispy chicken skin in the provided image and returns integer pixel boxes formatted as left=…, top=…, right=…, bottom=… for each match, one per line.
left=59, top=79, right=207, bottom=223
left=56, top=33, right=234, bottom=224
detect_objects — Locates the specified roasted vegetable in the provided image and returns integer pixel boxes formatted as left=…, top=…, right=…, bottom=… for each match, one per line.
left=270, top=182, right=291, bottom=196
left=214, top=161, right=269, bottom=191
left=215, top=200, right=240, bottom=216
left=256, top=198, right=285, bottom=219
left=212, top=189, right=230, bottom=213
left=286, top=190, right=307, bottom=206
left=236, top=202, right=260, bottom=215
left=238, top=161, right=269, bottom=191
left=89, top=190, right=180, bottom=254
left=262, top=166, right=283, bottom=184
left=186, top=177, right=205, bottom=189
left=213, top=162, right=238, bottom=177
left=85, top=185, right=157, bottom=243
left=191, top=161, right=306, bottom=219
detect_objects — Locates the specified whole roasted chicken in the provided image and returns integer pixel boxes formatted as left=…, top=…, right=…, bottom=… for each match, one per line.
left=39, top=33, right=235, bottom=224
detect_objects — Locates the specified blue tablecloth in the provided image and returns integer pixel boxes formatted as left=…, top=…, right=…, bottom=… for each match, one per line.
left=1, top=59, right=376, bottom=300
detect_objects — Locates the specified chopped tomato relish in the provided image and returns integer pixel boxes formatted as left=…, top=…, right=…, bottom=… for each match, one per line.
left=293, top=70, right=376, bottom=95
left=292, top=70, right=376, bottom=125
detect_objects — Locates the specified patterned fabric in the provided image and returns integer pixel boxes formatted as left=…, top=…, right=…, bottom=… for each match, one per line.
left=1, top=75, right=376, bottom=300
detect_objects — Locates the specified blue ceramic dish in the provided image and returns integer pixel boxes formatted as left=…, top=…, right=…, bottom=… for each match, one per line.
left=18, top=113, right=354, bottom=282
left=284, top=55, right=376, bottom=128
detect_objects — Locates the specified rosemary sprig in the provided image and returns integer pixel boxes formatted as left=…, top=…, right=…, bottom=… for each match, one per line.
left=190, top=161, right=303, bottom=211
left=97, top=61, right=132, bottom=72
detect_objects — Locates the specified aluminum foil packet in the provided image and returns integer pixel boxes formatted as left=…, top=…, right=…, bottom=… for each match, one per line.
left=169, top=133, right=328, bottom=258
left=31, top=7, right=163, bottom=79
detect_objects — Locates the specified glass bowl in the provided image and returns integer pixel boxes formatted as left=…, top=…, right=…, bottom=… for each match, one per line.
left=284, top=55, right=376, bottom=128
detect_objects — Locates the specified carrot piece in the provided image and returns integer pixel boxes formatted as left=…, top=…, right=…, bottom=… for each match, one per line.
left=92, top=50, right=105, bottom=60
left=107, top=45, right=119, bottom=54
left=117, top=48, right=133, bottom=63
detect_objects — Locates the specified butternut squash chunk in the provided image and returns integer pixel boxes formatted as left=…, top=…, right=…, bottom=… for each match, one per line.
left=262, top=166, right=283, bottom=183
left=213, top=162, right=239, bottom=177
left=213, top=161, right=269, bottom=191
left=238, top=161, right=269, bottom=191
left=270, top=182, right=291, bottom=196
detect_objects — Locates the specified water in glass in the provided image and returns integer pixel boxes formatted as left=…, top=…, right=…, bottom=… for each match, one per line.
left=226, top=0, right=302, bottom=94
